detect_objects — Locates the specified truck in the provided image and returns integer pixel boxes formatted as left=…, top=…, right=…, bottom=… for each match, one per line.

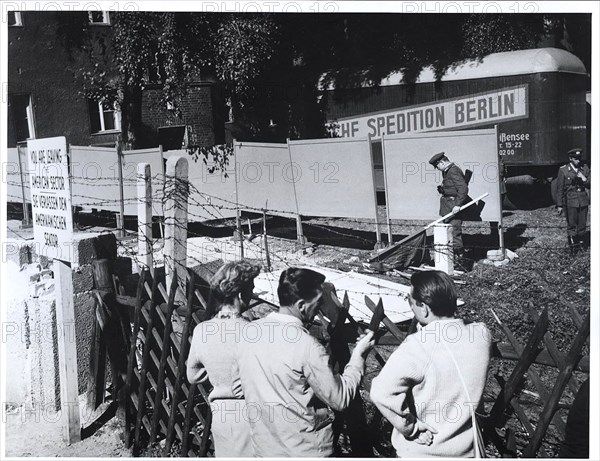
left=321, top=48, right=590, bottom=208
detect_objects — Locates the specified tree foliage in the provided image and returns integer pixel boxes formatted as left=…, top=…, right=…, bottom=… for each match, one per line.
left=80, top=12, right=590, bottom=147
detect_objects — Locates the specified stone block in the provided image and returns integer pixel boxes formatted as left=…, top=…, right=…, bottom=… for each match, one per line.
left=71, top=232, right=118, bottom=267
left=72, top=264, right=94, bottom=294
left=26, top=298, right=60, bottom=411
left=74, top=291, right=96, bottom=395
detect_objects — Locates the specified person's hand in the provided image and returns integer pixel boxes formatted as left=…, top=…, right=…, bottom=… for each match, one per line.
left=353, top=330, right=375, bottom=359
left=557, top=207, right=563, bottom=215
left=436, top=185, right=444, bottom=194
left=412, top=419, right=438, bottom=446
left=452, top=205, right=461, bottom=214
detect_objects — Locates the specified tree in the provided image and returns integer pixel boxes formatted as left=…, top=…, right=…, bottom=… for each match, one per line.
left=81, top=12, right=590, bottom=146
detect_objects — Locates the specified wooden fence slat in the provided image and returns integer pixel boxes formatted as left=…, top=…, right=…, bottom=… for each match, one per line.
left=185, top=270, right=209, bottom=311
left=121, top=269, right=149, bottom=447
left=493, top=342, right=590, bottom=372
left=491, top=308, right=565, bottom=435
left=489, top=307, right=549, bottom=424
left=527, top=304, right=580, bottom=397
left=133, top=273, right=161, bottom=454
left=150, top=270, right=178, bottom=445
left=198, top=409, right=213, bottom=457
left=181, top=384, right=198, bottom=456
left=364, top=295, right=406, bottom=342
left=167, top=271, right=198, bottom=454
left=522, top=311, right=590, bottom=458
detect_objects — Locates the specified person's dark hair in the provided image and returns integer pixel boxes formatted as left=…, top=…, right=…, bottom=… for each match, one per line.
left=278, top=267, right=326, bottom=307
left=410, top=270, right=457, bottom=317
left=207, top=260, right=261, bottom=317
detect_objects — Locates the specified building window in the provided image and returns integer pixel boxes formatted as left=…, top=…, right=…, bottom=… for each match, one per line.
left=88, top=11, right=110, bottom=25
left=9, top=94, right=36, bottom=142
left=89, top=100, right=121, bottom=133
left=8, top=11, right=23, bottom=26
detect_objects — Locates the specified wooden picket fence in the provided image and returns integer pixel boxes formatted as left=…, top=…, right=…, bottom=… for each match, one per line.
left=89, top=258, right=589, bottom=458
left=91, top=262, right=216, bottom=456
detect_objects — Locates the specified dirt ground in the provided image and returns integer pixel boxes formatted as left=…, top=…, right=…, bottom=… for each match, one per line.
left=3, top=204, right=591, bottom=458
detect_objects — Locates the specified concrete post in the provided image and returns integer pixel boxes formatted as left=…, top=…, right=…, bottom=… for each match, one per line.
left=137, top=163, right=153, bottom=275
left=433, top=223, right=454, bottom=275
left=165, top=156, right=188, bottom=304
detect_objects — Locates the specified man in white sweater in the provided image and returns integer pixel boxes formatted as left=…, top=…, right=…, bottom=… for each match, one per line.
left=370, top=270, right=491, bottom=457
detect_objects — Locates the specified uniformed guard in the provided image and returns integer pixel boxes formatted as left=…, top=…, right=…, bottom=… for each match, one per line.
left=429, top=152, right=469, bottom=257
left=556, top=148, right=590, bottom=253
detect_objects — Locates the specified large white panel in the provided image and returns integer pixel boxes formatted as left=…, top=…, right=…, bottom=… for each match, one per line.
left=121, top=147, right=164, bottom=216
left=164, top=150, right=238, bottom=222
left=6, top=147, right=30, bottom=203
left=235, top=142, right=296, bottom=215
left=383, top=129, right=502, bottom=222
left=69, top=146, right=119, bottom=212
left=288, top=138, right=378, bottom=219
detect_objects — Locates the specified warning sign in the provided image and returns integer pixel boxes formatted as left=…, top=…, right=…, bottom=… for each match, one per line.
left=28, top=137, right=73, bottom=262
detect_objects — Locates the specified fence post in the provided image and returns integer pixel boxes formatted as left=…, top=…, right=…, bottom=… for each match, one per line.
left=116, top=139, right=126, bottom=238
left=164, top=156, right=188, bottom=304
left=18, top=143, right=32, bottom=226
left=381, top=134, right=393, bottom=245
left=137, top=163, right=153, bottom=275
left=433, top=223, right=454, bottom=275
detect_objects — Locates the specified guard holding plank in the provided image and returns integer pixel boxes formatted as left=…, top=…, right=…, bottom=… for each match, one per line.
left=556, top=148, right=590, bottom=253
left=429, top=152, right=468, bottom=257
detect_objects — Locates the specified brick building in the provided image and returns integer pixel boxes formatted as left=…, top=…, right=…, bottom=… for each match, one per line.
left=7, top=11, right=225, bottom=150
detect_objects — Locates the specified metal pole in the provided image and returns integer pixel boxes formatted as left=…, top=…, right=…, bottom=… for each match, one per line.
left=18, top=143, right=31, bottom=226
left=381, top=134, right=393, bottom=245
left=368, top=140, right=382, bottom=249
left=116, top=138, right=125, bottom=238
left=233, top=140, right=244, bottom=258
left=263, top=207, right=271, bottom=272
left=494, top=124, right=506, bottom=259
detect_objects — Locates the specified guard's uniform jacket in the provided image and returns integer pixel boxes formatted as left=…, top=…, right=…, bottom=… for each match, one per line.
left=439, top=163, right=468, bottom=216
left=556, top=163, right=590, bottom=208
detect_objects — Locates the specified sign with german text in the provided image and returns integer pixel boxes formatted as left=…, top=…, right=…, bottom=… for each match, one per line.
left=334, top=85, right=528, bottom=139
left=28, top=137, right=73, bottom=262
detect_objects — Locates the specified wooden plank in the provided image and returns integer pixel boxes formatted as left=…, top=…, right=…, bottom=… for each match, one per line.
left=489, top=308, right=549, bottom=425
left=522, top=311, right=590, bottom=458
left=150, top=272, right=179, bottom=443
left=54, top=260, right=82, bottom=444
left=87, top=300, right=107, bottom=409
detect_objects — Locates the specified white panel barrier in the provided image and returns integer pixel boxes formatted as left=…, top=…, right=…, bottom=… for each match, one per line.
left=383, top=129, right=502, bottom=222
left=235, top=142, right=296, bottom=215
left=164, top=149, right=238, bottom=221
left=288, top=137, right=378, bottom=219
left=6, top=147, right=30, bottom=203
left=121, top=147, right=164, bottom=216
left=69, top=145, right=119, bottom=212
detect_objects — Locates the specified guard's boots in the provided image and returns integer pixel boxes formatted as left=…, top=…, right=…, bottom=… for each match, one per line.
left=568, top=236, right=578, bottom=255
left=578, top=234, right=588, bottom=251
